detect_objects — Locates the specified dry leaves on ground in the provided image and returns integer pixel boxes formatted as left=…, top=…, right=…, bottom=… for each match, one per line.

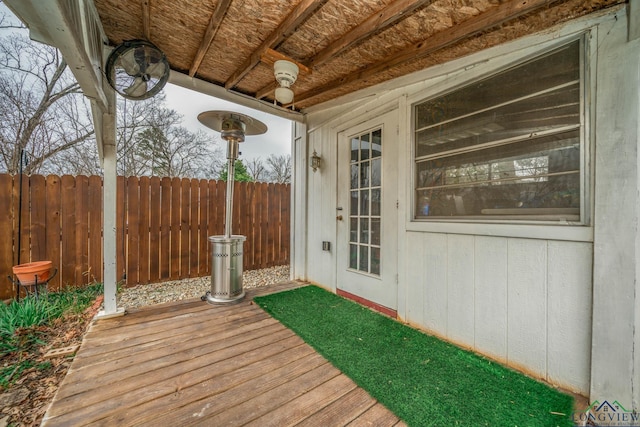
left=0, top=296, right=102, bottom=427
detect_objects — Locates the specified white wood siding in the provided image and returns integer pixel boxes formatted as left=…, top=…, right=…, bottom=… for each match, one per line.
left=403, top=233, right=592, bottom=394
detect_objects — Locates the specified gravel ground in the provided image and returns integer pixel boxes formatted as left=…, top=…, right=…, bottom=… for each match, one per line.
left=119, top=265, right=290, bottom=309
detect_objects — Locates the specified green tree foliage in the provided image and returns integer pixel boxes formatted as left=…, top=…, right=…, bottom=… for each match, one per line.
left=219, top=159, right=253, bottom=182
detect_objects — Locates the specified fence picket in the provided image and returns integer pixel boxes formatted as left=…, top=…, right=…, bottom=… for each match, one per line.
left=159, top=177, right=171, bottom=281
left=0, top=175, right=15, bottom=297
left=149, top=177, right=161, bottom=282
left=88, top=175, right=102, bottom=284
left=75, top=175, right=89, bottom=286
left=60, top=175, right=76, bottom=288
left=170, top=178, right=181, bottom=280
left=30, top=175, right=47, bottom=263
left=190, top=179, right=199, bottom=276
left=45, top=175, right=61, bottom=292
left=198, top=179, right=208, bottom=275
left=139, top=176, right=150, bottom=285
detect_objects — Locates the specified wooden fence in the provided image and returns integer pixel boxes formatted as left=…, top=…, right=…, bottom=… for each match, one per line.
left=0, top=174, right=290, bottom=300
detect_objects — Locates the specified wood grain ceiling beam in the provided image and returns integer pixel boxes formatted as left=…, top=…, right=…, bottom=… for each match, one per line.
left=189, top=0, right=233, bottom=77
left=293, top=0, right=556, bottom=106
left=141, top=0, right=151, bottom=40
left=255, top=0, right=433, bottom=100
left=224, top=0, right=326, bottom=90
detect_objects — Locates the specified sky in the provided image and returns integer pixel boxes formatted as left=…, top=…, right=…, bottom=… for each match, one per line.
left=0, top=3, right=292, bottom=163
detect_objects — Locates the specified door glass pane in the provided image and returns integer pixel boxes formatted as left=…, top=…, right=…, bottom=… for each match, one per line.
left=370, top=248, right=380, bottom=275
left=371, top=189, right=381, bottom=216
left=350, top=244, right=358, bottom=269
left=351, top=137, right=359, bottom=162
left=350, top=164, right=358, bottom=189
left=361, top=133, right=370, bottom=161
left=360, top=189, right=369, bottom=215
left=372, top=130, right=382, bottom=157
left=350, top=190, right=358, bottom=215
left=371, top=158, right=381, bottom=187
left=371, top=218, right=380, bottom=245
left=347, top=127, right=383, bottom=276
left=359, top=246, right=369, bottom=271
left=360, top=218, right=369, bottom=244
left=350, top=218, right=358, bottom=242
left=360, top=161, right=370, bottom=187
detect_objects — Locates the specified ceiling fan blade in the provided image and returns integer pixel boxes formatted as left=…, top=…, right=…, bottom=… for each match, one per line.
left=146, top=61, right=167, bottom=80
left=118, top=50, right=140, bottom=76
left=124, top=77, right=148, bottom=98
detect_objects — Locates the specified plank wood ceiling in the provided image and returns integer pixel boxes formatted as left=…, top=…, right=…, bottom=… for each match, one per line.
left=93, top=0, right=623, bottom=111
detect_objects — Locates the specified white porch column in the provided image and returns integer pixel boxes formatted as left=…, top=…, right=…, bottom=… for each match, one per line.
left=291, top=120, right=308, bottom=281
left=98, top=88, right=123, bottom=318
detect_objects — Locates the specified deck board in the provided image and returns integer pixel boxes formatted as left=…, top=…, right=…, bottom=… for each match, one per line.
left=42, top=282, right=404, bottom=426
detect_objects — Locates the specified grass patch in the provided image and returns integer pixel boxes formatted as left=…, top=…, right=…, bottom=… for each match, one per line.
left=0, top=283, right=103, bottom=388
left=254, top=285, right=573, bottom=427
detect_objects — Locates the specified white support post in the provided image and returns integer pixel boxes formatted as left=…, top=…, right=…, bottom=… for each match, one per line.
left=97, top=88, right=123, bottom=318
left=290, top=120, right=308, bottom=281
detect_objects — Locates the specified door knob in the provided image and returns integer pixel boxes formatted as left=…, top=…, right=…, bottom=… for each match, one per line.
left=336, top=215, right=343, bottom=221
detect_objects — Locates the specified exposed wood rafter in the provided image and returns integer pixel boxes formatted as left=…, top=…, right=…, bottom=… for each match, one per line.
left=293, top=0, right=555, bottom=106
left=224, top=0, right=326, bottom=90
left=255, top=0, right=434, bottom=100
left=141, top=0, right=151, bottom=40
left=260, top=48, right=312, bottom=74
left=189, top=0, right=233, bottom=77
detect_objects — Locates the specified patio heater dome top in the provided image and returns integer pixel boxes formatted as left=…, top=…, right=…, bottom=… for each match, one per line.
left=197, top=110, right=267, bottom=141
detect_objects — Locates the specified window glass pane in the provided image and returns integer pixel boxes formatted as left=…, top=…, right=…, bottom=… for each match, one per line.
left=371, top=188, right=381, bottom=216
left=360, top=189, right=369, bottom=215
left=350, top=244, right=358, bottom=269
left=350, top=218, right=358, bottom=242
left=361, top=133, right=370, bottom=161
left=359, top=245, right=368, bottom=271
left=370, top=247, right=380, bottom=275
left=372, top=129, right=382, bottom=158
left=360, top=218, right=369, bottom=244
left=371, top=158, right=381, bottom=187
left=413, top=37, right=583, bottom=223
left=415, top=130, right=580, bottom=218
left=415, top=42, right=580, bottom=130
left=371, top=218, right=380, bottom=245
left=350, top=190, right=358, bottom=216
left=415, top=84, right=580, bottom=158
left=350, top=164, right=358, bottom=189
left=351, top=137, right=359, bottom=162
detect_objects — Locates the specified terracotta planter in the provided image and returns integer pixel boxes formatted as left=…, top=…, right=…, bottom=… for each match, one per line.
left=12, top=261, right=53, bottom=285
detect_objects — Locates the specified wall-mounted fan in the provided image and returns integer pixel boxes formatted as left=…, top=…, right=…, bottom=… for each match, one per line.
left=105, top=40, right=170, bottom=100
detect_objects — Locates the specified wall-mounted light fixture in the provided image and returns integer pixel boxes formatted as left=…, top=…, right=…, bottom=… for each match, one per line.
left=310, top=149, right=321, bottom=172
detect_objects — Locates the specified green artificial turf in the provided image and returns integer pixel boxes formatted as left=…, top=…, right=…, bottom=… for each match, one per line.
left=254, top=285, right=573, bottom=427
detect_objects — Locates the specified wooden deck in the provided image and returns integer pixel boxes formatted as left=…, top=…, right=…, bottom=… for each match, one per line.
left=41, top=282, right=406, bottom=426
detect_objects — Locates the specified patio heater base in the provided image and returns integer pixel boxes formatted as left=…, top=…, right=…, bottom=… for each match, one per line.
left=204, top=235, right=246, bottom=305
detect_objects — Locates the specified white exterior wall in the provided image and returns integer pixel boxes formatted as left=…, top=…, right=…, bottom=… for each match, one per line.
left=404, top=233, right=592, bottom=393
left=295, top=5, right=639, bottom=401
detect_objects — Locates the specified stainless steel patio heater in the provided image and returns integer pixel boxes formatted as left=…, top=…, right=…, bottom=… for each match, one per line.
left=198, top=111, right=267, bottom=304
